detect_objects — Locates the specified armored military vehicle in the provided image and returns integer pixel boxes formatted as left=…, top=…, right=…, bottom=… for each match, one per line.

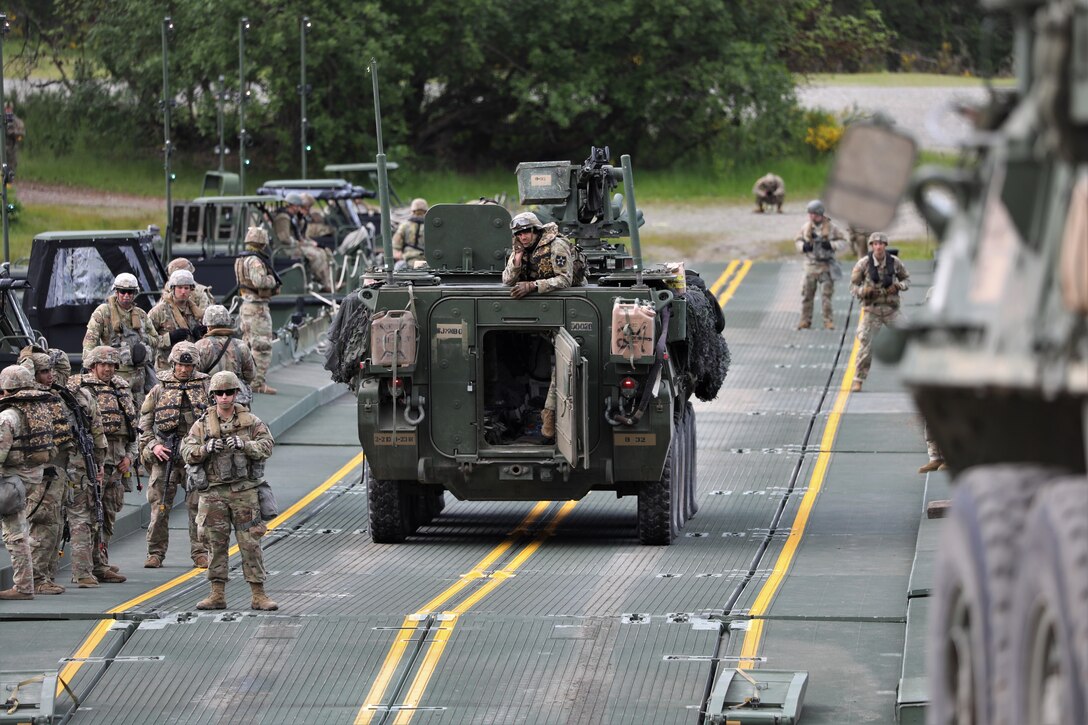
left=826, top=0, right=1087, bottom=721
left=337, top=148, right=728, bottom=545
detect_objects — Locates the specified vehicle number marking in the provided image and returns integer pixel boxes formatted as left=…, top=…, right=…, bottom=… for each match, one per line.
left=614, top=433, right=656, bottom=446
left=530, top=173, right=552, bottom=186
left=374, top=432, right=416, bottom=446
left=435, top=323, right=464, bottom=339
left=570, top=321, right=593, bottom=332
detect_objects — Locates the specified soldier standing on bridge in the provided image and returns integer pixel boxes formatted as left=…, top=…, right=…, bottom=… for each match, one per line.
left=183, top=371, right=277, bottom=611
left=752, top=172, right=785, bottom=213
left=0, top=365, right=57, bottom=600
left=195, top=305, right=256, bottom=405
left=849, top=233, right=910, bottom=392
left=83, top=273, right=158, bottom=413
left=149, top=270, right=207, bottom=372
left=235, top=227, right=280, bottom=395
left=139, top=341, right=210, bottom=569
left=164, top=258, right=216, bottom=309
left=795, top=200, right=848, bottom=330
left=392, top=198, right=428, bottom=270
left=503, top=211, right=583, bottom=440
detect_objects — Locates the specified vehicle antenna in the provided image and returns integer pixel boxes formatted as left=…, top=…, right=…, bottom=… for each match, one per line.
left=215, top=75, right=228, bottom=172
left=161, top=16, right=175, bottom=261
left=370, top=59, right=394, bottom=284
left=239, top=17, right=251, bottom=193
left=0, top=13, right=10, bottom=265
left=299, top=16, right=311, bottom=179
left=621, top=155, right=643, bottom=286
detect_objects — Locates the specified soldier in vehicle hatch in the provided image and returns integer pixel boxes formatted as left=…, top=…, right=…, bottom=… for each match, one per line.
left=502, top=211, right=585, bottom=440
left=752, top=172, right=785, bottom=213
left=83, top=272, right=159, bottom=412
left=795, top=199, right=848, bottom=330
left=849, top=233, right=910, bottom=392
left=392, top=197, right=428, bottom=270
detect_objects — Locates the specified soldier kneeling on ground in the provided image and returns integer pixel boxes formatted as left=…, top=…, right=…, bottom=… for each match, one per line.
left=752, top=172, right=785, bottom=213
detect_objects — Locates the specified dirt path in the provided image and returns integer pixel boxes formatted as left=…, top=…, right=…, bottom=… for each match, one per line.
left=15, top=180, right=164, bottom=213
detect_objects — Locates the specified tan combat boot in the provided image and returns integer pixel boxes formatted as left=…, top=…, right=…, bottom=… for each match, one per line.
left=918, top=459, right=945, bottom=474
left=76, top=576, right=99, bottom=588
left=95, top=569, right=127, bottom=583
left=254, top=383, right=278, bottom=395
left=249, top=582, right=278, bottom=611
left=540, top=408, right=556, bottom=440
left=796, top=320, right=811, bottom=330
left=35, top=581, right=65, bottom=595
left=824, top=320, right=835, bottom=330
left=144, top=555, right=163, bottom=568
left=0, top=588, right=33, bottom=600
left=196, top=581, right=227, bottom=610
left=851, top=379, right=863, bottom=392
left=193, top=554, right=210, bottom=569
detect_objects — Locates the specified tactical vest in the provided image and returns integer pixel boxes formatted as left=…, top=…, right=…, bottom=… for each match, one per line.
left=153, top=377, right=209, bottom=435
left=864, top=254, right=901, bottom=308
left=0, top=389, right=60, bottom=465
left=74, top=376, right=134, bottom=439
left=399, top=219, right=425, bottom=259
left=522, top=231, right=585, bottom=287
left=805, top=220, right=837, bottom=263
left=106, top=297, right=147, bottom=369
left=235, top=253, right=279, bottom=299
left=201, top=406, right=265, bottom=484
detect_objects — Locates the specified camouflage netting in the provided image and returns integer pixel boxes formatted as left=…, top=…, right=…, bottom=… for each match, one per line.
left=681, top=270, right=730, bottom=401
left=324, top=290, right=371, bottom=387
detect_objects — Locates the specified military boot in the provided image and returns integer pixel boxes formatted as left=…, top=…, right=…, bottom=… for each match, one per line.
left=144, top=555, right=163, bottom=568
left=918, top=459, right=945, bottom=474
left=34, top=581, right=65, bottom=595
left=95, top=569, right=127, bottom=583
left=540, top=408, right=556, bottom=440
left=0, top=588, right=33, bottom=600
left=249, top=583, right=278, bottom=611
left=851, top=379, right=863, bottom=392
left=76, top=577, right=99, bottom=589
left=196, top=581, right=226, bottom=610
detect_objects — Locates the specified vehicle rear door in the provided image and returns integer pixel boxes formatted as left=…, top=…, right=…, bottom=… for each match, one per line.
left=554, top=328, right=588, bottom=468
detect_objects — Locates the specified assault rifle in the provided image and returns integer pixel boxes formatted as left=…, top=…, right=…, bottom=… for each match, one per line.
left=158, top=430, right=182, bottom=512
left=56, top=386, right=107, bottom=543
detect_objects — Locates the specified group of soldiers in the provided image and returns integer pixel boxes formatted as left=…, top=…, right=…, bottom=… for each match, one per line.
left=0, top=257, right=282, bottom=609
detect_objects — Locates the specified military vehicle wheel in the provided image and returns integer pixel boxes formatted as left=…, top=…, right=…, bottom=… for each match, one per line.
left=684, top=402, right=698, bottom=520
left=411, top=487, right=446, bottom=528
left=671, top=417, right=686, bottom=535
left=928, top=465, right=1057, bottom=725
left=1009, top=479, right=1088, bottom=725
left=638, top=442, right=678, bottom=545
left=366, top=466, right=413, bottom=543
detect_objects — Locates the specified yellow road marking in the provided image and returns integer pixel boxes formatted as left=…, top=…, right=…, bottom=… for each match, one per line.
left=717, top=260, right=752, bottom=307
left=56, top=450, right=367, bottom=696
left=709, top=260, right=741, bottom=297
left=355, top=501, right=552, bottom=723
left=390, top=502, right=577, bottom=725
left=739, top=311, right=863, bottom=662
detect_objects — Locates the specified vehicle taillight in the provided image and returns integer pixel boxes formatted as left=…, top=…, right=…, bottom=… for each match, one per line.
left=389, top=377, right=407, bottom=397
left=620, top=377, right=637, bottom=398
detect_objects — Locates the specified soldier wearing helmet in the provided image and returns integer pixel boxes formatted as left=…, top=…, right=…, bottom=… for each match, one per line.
left=164, top=258, right=216, bottom=308
left=235, top=227, right=281, bottom=395
left=182, top=369, right=277, bottom=612
left=848, top=233, right=910, bottom=392
left=194, top=305, right=256, bottom=404
left=272, top=193, right=334, bottom=292
left=82, top=271, right=159, bottom=412
left=752, top=172, right=785, bottom=213
left=137, top=341, right=210, bottom=569
left=70, top=345, right=136, bottom=585
left=299, top=193, right=336, bottom=247
left=392, top=198, right=429, bottom=271
left=795, top=199, right=848, bottom=330
left=0, top=364, right=62, bottom=599
left=502, top=210, right=585, bottom=440
left=148, top=269, right=208, bottom=372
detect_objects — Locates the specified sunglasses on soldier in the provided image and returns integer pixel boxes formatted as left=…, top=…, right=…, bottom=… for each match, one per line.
left=213, top=389, right=238, bottom=397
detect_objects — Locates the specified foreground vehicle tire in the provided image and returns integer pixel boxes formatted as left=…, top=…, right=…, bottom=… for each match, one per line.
left=685, top=402, right=698, bottom=520
left=927, top=465, right=1057, bottom=725
left=1008, top=479, right=1087, bottom=725
left=366, top=464, right=412, bottom=543
left=638, top=441, right=678, bottom=545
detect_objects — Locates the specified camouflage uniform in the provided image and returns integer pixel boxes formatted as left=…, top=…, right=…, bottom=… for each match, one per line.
left=393, top=200, right=428, bottom=269
left=752, top=173, right=785, bottom=213
left=848, top=225, right=871, bottom=259
left=72, top=358, right=138, bottom=580
left=300, top=194, right=337, bottom=244
left=4, top=106, right=24, bottom=178
left=503, top=217, right=582, bottom=431
left=148, top=298, right=205, bottom=372
left=0, top=367, right=58, bottom=598
left=795, top=217, right=848, bottom=329
left=195, top=328, right=256, bottom=406
left=83, top=295, right=158, bottom=412
left=272, top=207, right=333, bottom=292
left=235, top=234, right=280, bottom=391
left=164, top=259, right=216, bottom=309
left=850, top=241, right=910, bottom=385
left=138, top=362, right=210, bottom=566
left=182, top=398, right=275, bottom=601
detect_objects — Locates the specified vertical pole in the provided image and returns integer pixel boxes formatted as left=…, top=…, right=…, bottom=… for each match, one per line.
left=370, top=60, right=394, bottom=284
left=1, top=14, right=11, bottom=266
left=299, top=16, right=310, bottom=179
left=216, top=75, right=226, bottom=172
left=161, top=17, right=174, bottom=261
left=621, top=154, right=643, bottom=286
left=239, top=18, right=250, bottom=193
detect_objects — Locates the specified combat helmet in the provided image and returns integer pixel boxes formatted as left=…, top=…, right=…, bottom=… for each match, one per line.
left=867, top=232, right=889, bottom=246
left=300, top=193, right=317, bottom=207
left=18, top=351, right=52, bottom=373
left=168, top=269, right=196, bottom=289
left=113, top=272, right=139, bottom=292
left=410, top=198, right=429, bottom=214
left=167, top=258, right=196, bottom=274
left=203, top=304, right=232, bottom=328
left=168, top=341, right=200, bottom=366
left=510, top=212, right=543, bottom=233
left=284, top=193, right=304, bottom=207
left=806, top=200, right=826, bottom=216
left=85, top=346, right=121, bottom=366
left=208, top=370, right=242, bottom=392
left=0, top=365, right=35, bottom=391
left=244, top=226, right=269, bottom=248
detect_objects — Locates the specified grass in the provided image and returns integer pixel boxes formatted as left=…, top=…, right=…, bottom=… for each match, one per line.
left=800, top=72, right=1015, bottom=88
left=4, top=202, right=160, bottom=263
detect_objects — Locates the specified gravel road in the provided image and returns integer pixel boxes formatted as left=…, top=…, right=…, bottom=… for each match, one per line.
left=19, top=84, right=980, bottom=260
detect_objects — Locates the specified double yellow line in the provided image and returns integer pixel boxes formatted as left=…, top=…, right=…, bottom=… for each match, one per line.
left=355, top=501, right=577, bottom=724
left=739, top=311, right=864, bottom=662
left=710, top=260, right=753, bottom=306
left=56, top=450, right=367, bottom=696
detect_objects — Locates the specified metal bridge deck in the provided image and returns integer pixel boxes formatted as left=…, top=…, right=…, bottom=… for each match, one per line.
left=0, top=260, right=939, bottom=724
